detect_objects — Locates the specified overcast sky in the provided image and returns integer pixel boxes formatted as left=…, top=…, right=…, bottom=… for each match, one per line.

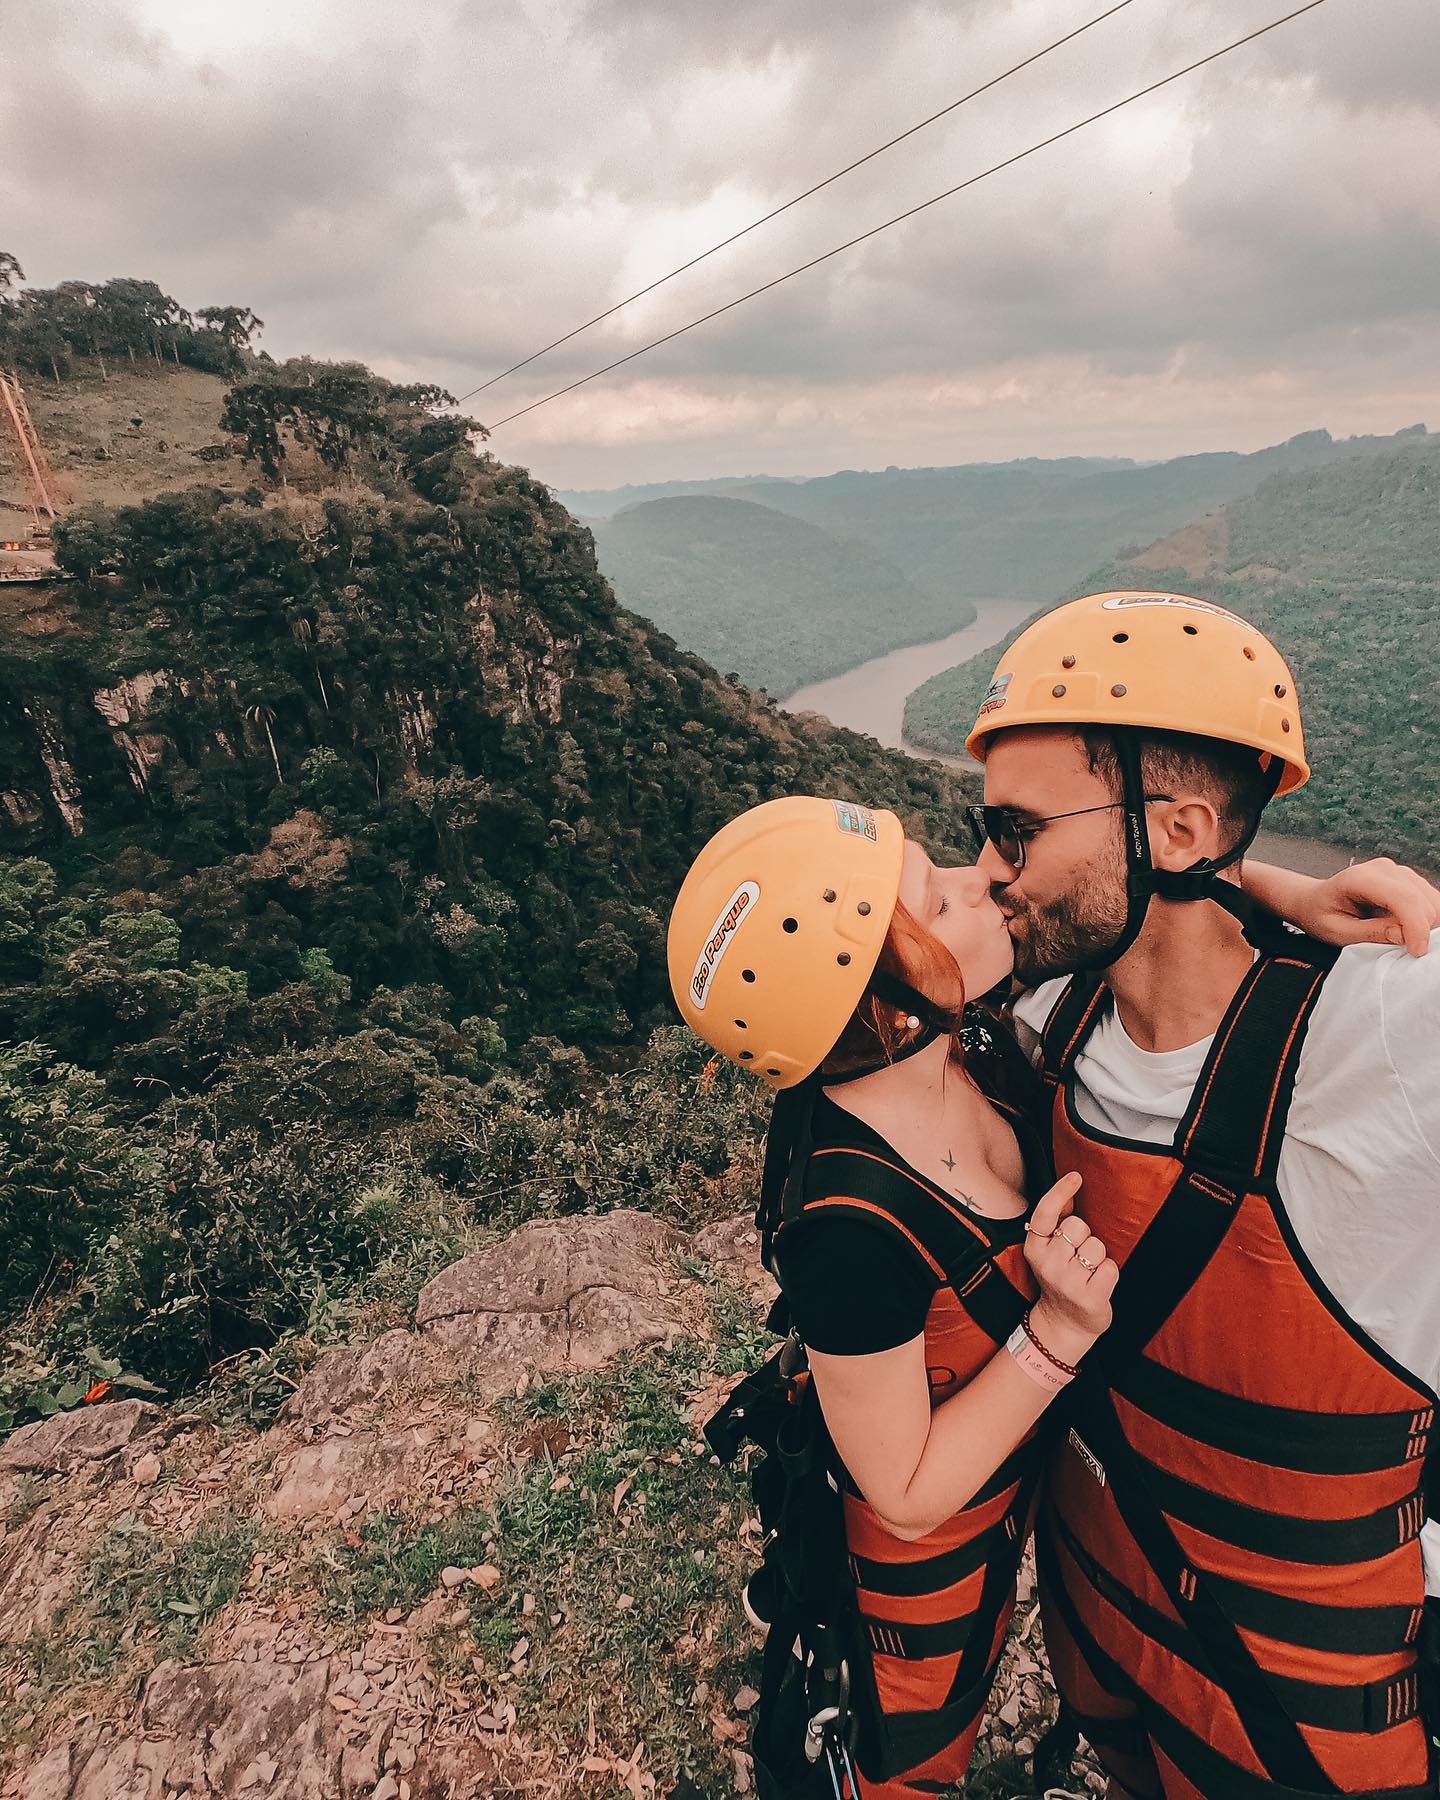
left=4, top=0, right=1438, bottom=488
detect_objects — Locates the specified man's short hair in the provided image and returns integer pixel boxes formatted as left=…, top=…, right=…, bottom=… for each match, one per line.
left=1079, top=726, right=1275, bottom=857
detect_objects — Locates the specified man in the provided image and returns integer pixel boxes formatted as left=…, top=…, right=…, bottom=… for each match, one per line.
left=964, top=590, right=1439, bottom=1799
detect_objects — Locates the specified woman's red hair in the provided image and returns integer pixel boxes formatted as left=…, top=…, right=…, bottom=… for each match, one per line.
left=820, top=896, right=967, bottom=1079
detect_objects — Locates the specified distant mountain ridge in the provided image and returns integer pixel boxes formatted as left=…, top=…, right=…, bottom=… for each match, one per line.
left=578, top=427, right=1433, bottom=699
left=586, top=493, right=959, bottom=698
left=904, top=435, right=1440, bottom=869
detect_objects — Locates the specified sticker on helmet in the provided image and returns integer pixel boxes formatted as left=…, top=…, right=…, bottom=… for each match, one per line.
left=690, top=881, right=760, bottom=1011
left=976, top=670, right=1013, bottom=718
left=832, top=800, right=879, bottom=842
left=1100, top=594, right=1258, bottom=631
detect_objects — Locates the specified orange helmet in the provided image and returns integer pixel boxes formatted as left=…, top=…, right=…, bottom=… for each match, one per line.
left=667, top=796, right=905, bottom=1090
left=965, top=589, right=1308, bottom=794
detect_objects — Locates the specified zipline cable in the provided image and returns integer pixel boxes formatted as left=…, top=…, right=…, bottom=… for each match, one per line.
left=485, top=0, right=1327, bottom=432
left=456, top=0, right=1138, bottom=402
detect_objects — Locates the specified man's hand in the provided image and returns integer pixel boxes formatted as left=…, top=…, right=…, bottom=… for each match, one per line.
left=1244, top=857, right=1439, bottom=957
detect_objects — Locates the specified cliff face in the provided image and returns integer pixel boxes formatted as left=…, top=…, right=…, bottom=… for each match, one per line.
left=3, top=572, right=576, bottom=848
left=0, top=444, right=976, bottom=1062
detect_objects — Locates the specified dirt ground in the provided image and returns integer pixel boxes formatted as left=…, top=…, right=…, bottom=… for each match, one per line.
left=0, top=363, right=236, bottom=541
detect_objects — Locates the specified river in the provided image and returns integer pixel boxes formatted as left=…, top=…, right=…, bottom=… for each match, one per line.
left=781, top=596, right=1367, bottom=880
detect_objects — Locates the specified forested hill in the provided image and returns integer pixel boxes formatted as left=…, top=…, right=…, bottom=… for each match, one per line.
left=582, top=428, right=1432, bottom=698
left=905, top=439, right=1440, bottom=868
left=0, top=347, right=978, bottom=1421
left=585, top=493, right=952, bottom=697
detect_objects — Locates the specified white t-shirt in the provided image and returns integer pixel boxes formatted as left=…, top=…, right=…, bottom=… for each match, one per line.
left=1013, top=930, right=1440, bottom=1594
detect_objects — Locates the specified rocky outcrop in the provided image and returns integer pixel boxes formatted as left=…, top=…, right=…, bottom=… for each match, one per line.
left=0, top=1399, right=174, bottom=1478
left=413, top=1209, right=689, bottom=1390
left=280, top=1330, right=431, bottom=1428
left=0, top=1211, right=770, bottom=1800
left=91, top=671, right=173, bottom=792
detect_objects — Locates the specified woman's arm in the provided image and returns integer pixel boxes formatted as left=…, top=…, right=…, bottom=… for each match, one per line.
left=808, top=1173, right=1115, bottom=1540
left=1242, top=857, right=1439, bottom=956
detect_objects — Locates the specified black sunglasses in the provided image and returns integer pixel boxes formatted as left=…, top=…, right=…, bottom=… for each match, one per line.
left=964, top=796, right=1173, bottom=875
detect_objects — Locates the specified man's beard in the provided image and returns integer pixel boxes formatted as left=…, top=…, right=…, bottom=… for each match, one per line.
left=1001, top=865, right=1130, bottom=985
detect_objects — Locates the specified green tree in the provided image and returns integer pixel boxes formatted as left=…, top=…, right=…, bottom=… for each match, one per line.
left=196, top=304, right=264, bottom=352
left=0, top=1041, right=155, bottom=1311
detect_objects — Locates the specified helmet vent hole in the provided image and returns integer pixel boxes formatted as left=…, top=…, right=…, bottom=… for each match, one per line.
left=1243, top=647, right=1256, bottom=661
left=734, top=1019, right=747, bottom=1030
left=766, top=1068, right=781, bottom=1077
left=837, top=952, right=852, bottom=967
left=1182, top=624, right=1199, bottom=636
left=1112, top=632, right=1129, bottom=644
left=741, top=969, right=756, bottom=984
left=739, top=1051, right=754, bottom=1060
left=782, top=917, right=799, bottom=934
left=822, top=888, right=837, bottom=903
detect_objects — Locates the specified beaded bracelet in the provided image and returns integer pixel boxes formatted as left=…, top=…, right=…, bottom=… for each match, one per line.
left=1021, top=1308, right=1082, bottom=1377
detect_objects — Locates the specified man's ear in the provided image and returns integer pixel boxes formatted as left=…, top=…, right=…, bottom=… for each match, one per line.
left=1149, top=796, right=1225, bottom=870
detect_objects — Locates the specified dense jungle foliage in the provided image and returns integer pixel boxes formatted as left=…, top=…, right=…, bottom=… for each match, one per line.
left=0, top=353, right=977, bottom=1432
left=904, top=440, right=1440, bottom=868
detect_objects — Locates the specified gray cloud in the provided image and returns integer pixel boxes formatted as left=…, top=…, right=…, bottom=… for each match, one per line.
left=2, top=0, right=1436, bottom=484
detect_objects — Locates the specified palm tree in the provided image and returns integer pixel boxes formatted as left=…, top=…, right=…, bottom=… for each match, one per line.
left=245, top=703, right=284, bottom=783
left=290, top=616, right=330, bottom=712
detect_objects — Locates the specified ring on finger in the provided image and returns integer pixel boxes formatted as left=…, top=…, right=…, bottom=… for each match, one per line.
left=1077, top=1251, right=1100, bottom=1269
left=1024, top=1222, right=1057, bottom=1238
left=1058, top=1223, right=1087, bottom=1249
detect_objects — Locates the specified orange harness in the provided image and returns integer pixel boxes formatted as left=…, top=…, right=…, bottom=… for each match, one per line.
left=1036, top=943, right=1437, bottom=1799
left=777, top=1132, right=1042, bottom=1796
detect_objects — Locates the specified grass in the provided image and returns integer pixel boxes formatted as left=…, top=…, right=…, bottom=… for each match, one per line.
left=0, top=1506, right=257, bottom=1752
left=314, top=1506, right=492, bottom=1624
left=306, top=1295, right=772, bottom=1791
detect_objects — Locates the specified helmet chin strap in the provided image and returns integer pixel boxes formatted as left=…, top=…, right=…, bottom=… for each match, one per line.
left=1081, top=729, right=1287, bottom=973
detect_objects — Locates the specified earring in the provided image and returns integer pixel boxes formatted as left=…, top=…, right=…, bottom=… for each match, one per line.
left=905, top=1014, right=920, bottom=1031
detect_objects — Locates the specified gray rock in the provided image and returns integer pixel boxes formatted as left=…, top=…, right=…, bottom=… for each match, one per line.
left=692, top=1213, right=778, bottom=1305
left=265, top=1430, right=432, bottom=1523
left=280, top=1329, right=427, bottom=1425
left=0, top=1505, right=76, bottom=1641
left=0, top=1401, right=172, bottom=1477
left=415, top=1210, right=687, bottom=1392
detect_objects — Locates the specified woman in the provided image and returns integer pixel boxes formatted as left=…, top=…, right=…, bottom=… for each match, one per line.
left=667, top=796, right=1434, bottom=1800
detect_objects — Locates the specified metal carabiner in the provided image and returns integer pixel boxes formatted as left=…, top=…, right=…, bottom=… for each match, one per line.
left=803, top=1703, right=840, bottom=1764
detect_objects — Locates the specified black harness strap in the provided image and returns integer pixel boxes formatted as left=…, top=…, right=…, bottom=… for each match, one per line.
left=848, top=1499, right=1023, bottom=1598
left=1176, top=949, right=1338, bottom=1185
left=1037, top=973, right=1106, bottom=1091
left=789, top=1145, right=1033, bottom=1348
left=1115, top=1447, right=1426, bottom=1565
left=1038, top=1525, right=1436, bottom=1800
left=1049, top=1509, right=1425, bottom=1736
left=1114, top=1354, right=1434, bottom=1477
left=1101, top=949, right=1333, bottom=1365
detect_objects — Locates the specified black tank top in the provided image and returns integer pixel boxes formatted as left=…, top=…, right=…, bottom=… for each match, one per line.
left=777, top=1049, right=1051, bottom=1356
